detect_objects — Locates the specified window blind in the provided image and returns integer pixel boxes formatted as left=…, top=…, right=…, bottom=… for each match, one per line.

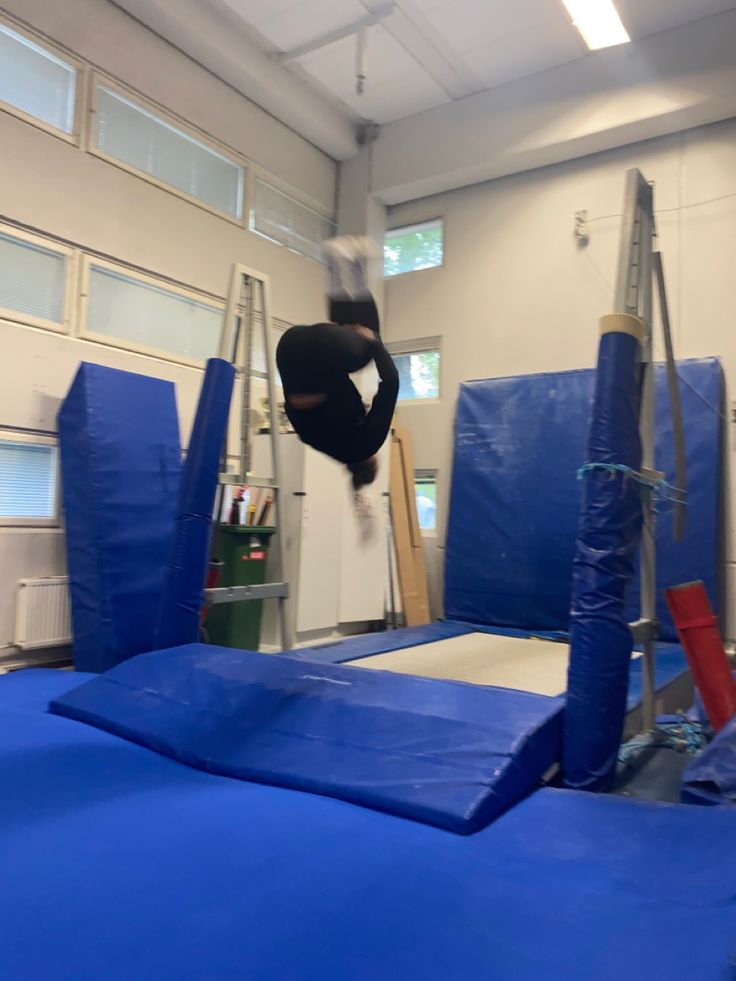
left=94, top=86, right=244, bottom=218
left=250, top=179, right=335, bottom=262
left=0, top=24, right=76, bottom=133
left=0, top=439, right=57, bottom=519
left=87, top=265, right=222, bottom=363
left=0, top=232, right=66, bottom=323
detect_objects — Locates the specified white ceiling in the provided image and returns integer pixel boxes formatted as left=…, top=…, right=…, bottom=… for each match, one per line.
left=215, top=0, right=736, bottom=123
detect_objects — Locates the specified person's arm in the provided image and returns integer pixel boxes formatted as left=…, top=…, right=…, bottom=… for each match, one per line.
left=349, top=339, right=399, bottom=460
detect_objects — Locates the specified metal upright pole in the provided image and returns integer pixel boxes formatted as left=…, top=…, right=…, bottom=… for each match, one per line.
left=638, top=200, right=657, bottom=732
left=259, top=276, right=291, bottom=651
left=614, top=170, right=657, bottom=732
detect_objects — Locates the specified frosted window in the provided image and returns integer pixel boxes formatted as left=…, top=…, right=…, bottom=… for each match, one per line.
left=384, top=220, right=443, bottom=277
left=0, top=439, right=57, bottom=519
left=250, top=179, right=335, bottom=262
left=87, top=265, right=222, bottom=363
left=0, top=232, right=65, bottom=323
left=0, top=24, right=76, bottom=133
left=94, top=86, right=244, bottom=218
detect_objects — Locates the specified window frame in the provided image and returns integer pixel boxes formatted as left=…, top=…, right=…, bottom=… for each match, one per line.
left=0, top=429, right=60, bottom=528
left=248, top=171, right=337, bottom=263
left=384, top=218, right=444, bottom=278
left=385, top=336, right=441, bottom=403
left=87, top=73, right=246, bottom=224
left=0, top=15, right=83, bottom=146
left=0, top=222, right=76, bottom=334
left=79, top=254, right=225, bottom=369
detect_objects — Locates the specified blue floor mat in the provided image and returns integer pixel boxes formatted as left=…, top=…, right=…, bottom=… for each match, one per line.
left=2, top=669, right=736, bottom=980
left=50, top=646, right=563, bottom=834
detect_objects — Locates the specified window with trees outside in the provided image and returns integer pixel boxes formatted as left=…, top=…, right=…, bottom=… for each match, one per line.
left=414, top=470, right=437, bottom=533
left=386, top=338, right=440, bottom=402
left=384, top=219, right=443, bottom=277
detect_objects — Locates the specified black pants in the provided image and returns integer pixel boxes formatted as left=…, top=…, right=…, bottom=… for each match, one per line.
left=276, top=296, right=380, bottom=395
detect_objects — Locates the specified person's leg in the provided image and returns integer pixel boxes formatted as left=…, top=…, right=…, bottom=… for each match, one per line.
left=323, top=236, right=381, bottom=336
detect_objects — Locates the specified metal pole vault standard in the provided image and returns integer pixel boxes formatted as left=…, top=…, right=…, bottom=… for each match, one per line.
left=209, top=264, right=291, bottom=651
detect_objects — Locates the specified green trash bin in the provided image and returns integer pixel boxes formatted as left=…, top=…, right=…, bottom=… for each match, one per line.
left=205, top=526, right=276, bottom=650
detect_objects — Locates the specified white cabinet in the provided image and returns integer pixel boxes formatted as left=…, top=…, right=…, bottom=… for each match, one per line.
left=253, top=433, right=389, bottom=649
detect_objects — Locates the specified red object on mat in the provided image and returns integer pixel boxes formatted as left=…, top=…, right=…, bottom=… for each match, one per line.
left=665, top=581, right=736, bottom=732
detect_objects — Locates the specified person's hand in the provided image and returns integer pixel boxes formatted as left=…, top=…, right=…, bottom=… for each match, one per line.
left=351, top=324, right=377, bottom=343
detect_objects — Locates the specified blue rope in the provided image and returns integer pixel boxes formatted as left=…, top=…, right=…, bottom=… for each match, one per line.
left=618, top=717, right=708, bottom=767
left=577, top=462, right=687, bottom=506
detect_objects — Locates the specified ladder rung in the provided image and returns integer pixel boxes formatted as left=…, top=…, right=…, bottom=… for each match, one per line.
left=205, top=582, right=289, bottom=605
left=218, top=475, right=279, bottom=489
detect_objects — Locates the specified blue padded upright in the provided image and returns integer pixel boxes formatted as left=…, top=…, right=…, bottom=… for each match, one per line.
left=2, top=670, right=736, bottom=979
left=58, top=363, right=181, bottom=673
left=50, top=645, right=563, bottom=834
left=445, top=358, right=722, bottom=641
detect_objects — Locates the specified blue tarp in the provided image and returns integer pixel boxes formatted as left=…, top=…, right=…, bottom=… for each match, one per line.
left=444, top=359, right=722, bottom=641
left=682, top=715, right=736, bottom=806
left=564, top=330, right=643, bottom=791
left=156, top=358, right=234, bottom=650
left=58, top=363, right=181, bottom=673
left=1, top=669, right=735, bottom=979
left=50, top=645, right=563, bottom=834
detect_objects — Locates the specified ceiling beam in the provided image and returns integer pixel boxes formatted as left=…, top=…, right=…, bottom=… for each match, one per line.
left=276, top=3, right=395, bottom=62
left=372, top=9, right=736, bottom=203
left=360, top=0, right=483, bottom=100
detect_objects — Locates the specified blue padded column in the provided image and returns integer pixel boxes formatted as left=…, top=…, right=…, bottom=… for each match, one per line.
left=58, top=363, right=182, bottom=672
left=564, top=320, right=643, bottom=791
left=156, top=358, right=235, bottom=650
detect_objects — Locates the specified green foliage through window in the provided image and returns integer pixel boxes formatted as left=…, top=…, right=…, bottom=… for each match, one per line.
left=384, top=220, right=443, bottom=277
left=393, top=350, right=440, bottom=401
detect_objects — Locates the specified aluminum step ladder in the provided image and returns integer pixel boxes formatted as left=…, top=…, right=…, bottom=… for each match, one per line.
left=204, top=263, right=291, bottom=651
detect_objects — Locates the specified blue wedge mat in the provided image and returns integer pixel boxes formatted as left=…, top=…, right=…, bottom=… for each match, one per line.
left=2, top=670, right=736, bottom=979
left=445, top=358, right=722, bottom=641
left=58, top=363, right=182, bottom=673
left=50, top=645, right=563, bottom=834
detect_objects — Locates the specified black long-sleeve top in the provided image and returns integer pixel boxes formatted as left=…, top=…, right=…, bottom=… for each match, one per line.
left=284, top=341, right=399, bottom=465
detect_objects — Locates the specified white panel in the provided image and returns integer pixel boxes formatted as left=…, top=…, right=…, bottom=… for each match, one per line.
left=337, top=441, right=389, bottom=623
left=296, top=449, right=342, bottom=632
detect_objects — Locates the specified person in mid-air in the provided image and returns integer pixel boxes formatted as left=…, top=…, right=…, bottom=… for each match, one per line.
left=276, top=236, right=399, bottom=495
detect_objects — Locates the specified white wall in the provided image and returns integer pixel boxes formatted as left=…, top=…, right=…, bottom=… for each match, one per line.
left=385, top=118, right=736, bottom=632
left=0, top=0, right=337, bottom=653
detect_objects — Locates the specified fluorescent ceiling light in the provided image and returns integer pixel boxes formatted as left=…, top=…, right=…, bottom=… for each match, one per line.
left=561, top=0, right=631, bottom=50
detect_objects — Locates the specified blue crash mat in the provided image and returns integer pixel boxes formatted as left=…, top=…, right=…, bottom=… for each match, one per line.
left=292, top=621, right=474, bottom=664
left=50, top=645, right=563, bottom=834
left=445, top=358, right=722, bottom=641
left=2, top=670, right=736, bottom=979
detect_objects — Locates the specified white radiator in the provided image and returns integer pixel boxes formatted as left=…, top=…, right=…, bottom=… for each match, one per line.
left=14, top=577, right=72, bottom=650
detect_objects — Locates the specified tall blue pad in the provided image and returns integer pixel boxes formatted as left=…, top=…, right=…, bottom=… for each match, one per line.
left=58, top=363, right=181, bottom=673
left=156, top=359, right=235, bottom=649
left=445, top=358, right=722, bottom=640
left=564, top=330, right=643, bottom=791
